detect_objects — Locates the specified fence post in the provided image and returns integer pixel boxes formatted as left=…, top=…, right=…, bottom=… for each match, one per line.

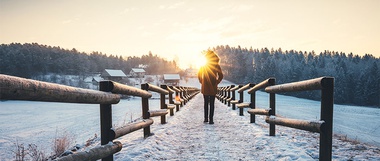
left=160, top=85, right=167, bottom=124
left=99, top=81, right=114, bottom=161
left=223, top=87, right=228, bottom=104
left=250, top=92, right=256, bottom=123
left=231, top=86, right=236, bottom=109
left=141, top=84, right=151, bottom=137
left=227, top=85, right=232, bottom=106
left=320, top=77, right=334, bottom=161
left=268, top=78, right=276, bottom=136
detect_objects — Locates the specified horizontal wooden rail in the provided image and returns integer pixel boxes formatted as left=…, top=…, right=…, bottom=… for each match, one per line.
left=247, top=78, right=275, bottom=94
left=166, top=86, right=175, bottom=94
left=171, top=86, right=180, bottom=92
left=100, top=81, right=152, bottom=98
left=143, top=83, right=169, bottom=94
left=247, top=108, right=270, bottom=116
left=264, top=76, right=334, bottom=161
left=230, top=100, right=240, bottom=104
left=113, top=119, right=154, bottom=139
left=167, top=104, right=176, bottom=109
left=1, top=74, right=199, bottom=161
left=265, top=116, right=324, bottom=133
left=148, top=109, right=168, bottom=117
left=0, top=74, right=120, bottom=104
left=230, top=85, right=240, bottom=91
left=237, top=103, right=250, bottom=108
left=265, top=77, right=333, bottom=93
left=55, top=141, right=122, bottom=161
left=237, top=83, right=254, bottom=93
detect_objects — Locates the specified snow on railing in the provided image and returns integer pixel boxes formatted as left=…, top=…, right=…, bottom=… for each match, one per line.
left=0, top=74, right=199, bottom=161
left=217, top=76, right=334, bottom=161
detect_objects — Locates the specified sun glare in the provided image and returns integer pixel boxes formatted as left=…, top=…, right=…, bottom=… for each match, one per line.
left=194, top=56, right=207, bottom=69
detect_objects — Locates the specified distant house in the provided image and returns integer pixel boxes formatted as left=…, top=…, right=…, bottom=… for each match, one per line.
left=101, top=69, right=127, bottom=82
left=92, top=76, right=103, bottom=85
left=130, top=68, right=146, bottom=78
left=163, top=74, right=180, bottom=86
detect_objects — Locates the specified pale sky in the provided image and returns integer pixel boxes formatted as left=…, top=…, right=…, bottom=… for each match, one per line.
left=1, top=0, right=379, bottom=69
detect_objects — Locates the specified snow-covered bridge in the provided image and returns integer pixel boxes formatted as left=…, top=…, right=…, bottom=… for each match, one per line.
left=0, top=74, right=379, bottom=161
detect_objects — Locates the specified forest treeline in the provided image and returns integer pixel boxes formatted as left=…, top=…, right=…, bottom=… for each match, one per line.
left=213, top=45, right=379, bottom=107
left=0, top=43, right=181, bottom=78
left=0, top=43, right=379, bottom=106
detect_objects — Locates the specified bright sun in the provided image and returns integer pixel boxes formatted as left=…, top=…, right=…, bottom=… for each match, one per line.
left=194, top=56, right=207, bottom=69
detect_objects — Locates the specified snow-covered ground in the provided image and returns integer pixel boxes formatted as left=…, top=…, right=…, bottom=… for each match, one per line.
left=114, top=94, right=380, bottom=160
left=0, top=78, right=379, bottom=160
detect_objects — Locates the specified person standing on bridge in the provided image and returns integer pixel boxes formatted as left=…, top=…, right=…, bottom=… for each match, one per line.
left=198, top=50, right=223, bottom=124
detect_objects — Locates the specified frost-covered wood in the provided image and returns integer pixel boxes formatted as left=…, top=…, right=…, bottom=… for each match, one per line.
left=247, top=78, right=275, bottom=94
left=230, top=85, right=240, bottom=91
left=236, top=103, right=250, bottom=108
left=0, top=74, right=120, bottom=104
left=55, top=141, right=122, bottom=161
left=114, top=119, right=154, bottom=139
left=167, top=104, right=176, bottom=109
left=100, top=81, right=152, bottom=98
left=148, top=109, right=168, bottom=117
left=237, top=83, right=254, bottom=93
left=247, top=108, right=270, bottom=115
left=144, top=83, right=169, bottom=94
left=230, top=100, right=240, bottom=104
left=265, top=77, right=332, bottom=93
left=265, top=116, right=324, bottom=133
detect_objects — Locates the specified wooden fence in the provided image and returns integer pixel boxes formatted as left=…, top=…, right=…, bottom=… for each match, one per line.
left=0, top=74, right=199, bottom=161
left=217, top=76, right=334, bottom=161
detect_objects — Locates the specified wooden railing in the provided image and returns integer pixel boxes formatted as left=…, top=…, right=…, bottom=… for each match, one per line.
left=0, top=74, right=199, bottom=161
left=217, top=76, right=334, bottom=161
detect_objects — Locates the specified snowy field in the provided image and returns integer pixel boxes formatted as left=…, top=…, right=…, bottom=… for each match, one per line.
left=0, top=78, right=379, bottom=160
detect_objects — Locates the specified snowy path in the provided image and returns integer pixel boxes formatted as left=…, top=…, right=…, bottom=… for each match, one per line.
left=114, top=94, right=380, bottom=161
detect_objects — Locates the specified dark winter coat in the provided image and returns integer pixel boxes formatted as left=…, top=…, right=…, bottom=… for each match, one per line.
left=198, top=52, right=223, bottom=96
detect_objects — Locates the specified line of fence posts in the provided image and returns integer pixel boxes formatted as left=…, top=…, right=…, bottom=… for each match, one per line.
left=235, top=83, right=255, bottom=116
left=264, top=77, right=334, bottom=161
left=217, top=84, right=245, bottom=110
left=0, top=74, right=200, bottom=161
left=246, top=78, right=276, bottom=135
left=230, top=85, right=243, bottom=110
left=217, top=76, right=334, bottom=161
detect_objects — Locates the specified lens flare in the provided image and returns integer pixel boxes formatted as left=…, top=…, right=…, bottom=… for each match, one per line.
left=195, top=56, right=207, bottom=69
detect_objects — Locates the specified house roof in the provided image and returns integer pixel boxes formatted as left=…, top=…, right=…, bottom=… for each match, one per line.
left=163, top=74, right=180, bottom=80
left=131, top=68, right=146, bottom=73
left=104, top=69, right=127, bottom=77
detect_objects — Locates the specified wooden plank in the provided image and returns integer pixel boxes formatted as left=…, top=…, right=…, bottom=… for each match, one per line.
left=100, top=81, right=152, bottom=98
left=149, top=109, right=168, bottom=117
left=167, top=104, right=176, bottom=109
left=0, top=74, right=120, bottom=104
left=265, top=77, right=332, bottom=93
left=247, top=108, right=270, bottom=115
left=143, top=83, right=168, bottom=94
left=230, top=100, right=240, bottom=104
left=55, top=141, right=122, bottom=161
left=114, top=119, right=154, bottom=139
left=236, top=103, right=250, bottom=108
left=237, top=83, right=254, bottom=93
left=247, top=78, right=275, bottom=94
left=230, top=85, right=240, bottom=91
left=265, top=116, right=324, bottom=133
